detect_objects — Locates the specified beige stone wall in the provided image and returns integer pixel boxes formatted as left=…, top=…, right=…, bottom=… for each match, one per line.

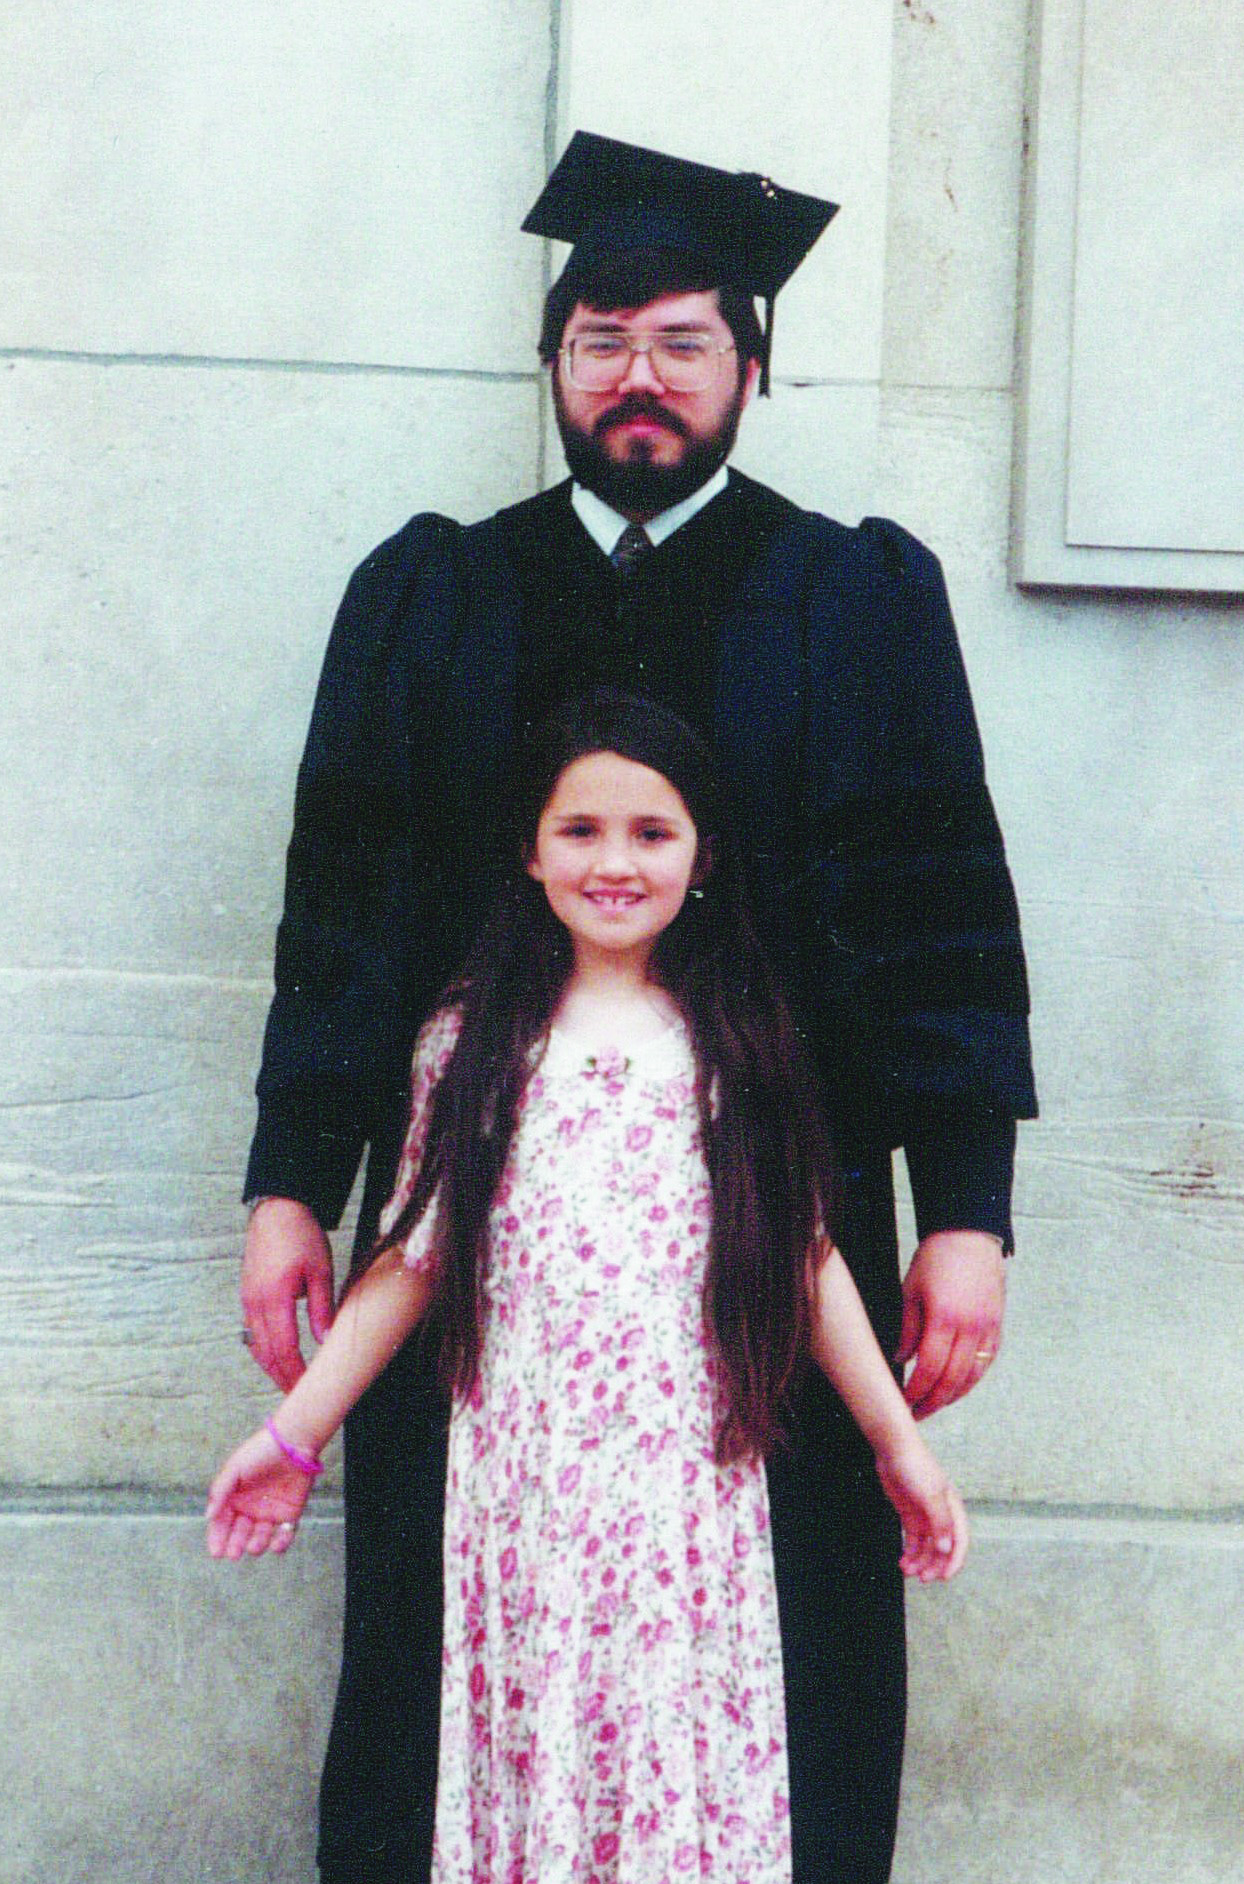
left=3, top=3, right=1242, bottom=1880
left=0, top=3, right=549, bottom=1487
left=880, top=0, right=1244, bottom=1513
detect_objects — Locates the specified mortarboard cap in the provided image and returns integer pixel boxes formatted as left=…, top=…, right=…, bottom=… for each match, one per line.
left=523, top=131, right=838, bottom=394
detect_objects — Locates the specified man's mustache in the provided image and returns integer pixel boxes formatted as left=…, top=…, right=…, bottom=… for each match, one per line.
left=593, top=395, right=692, bottom=443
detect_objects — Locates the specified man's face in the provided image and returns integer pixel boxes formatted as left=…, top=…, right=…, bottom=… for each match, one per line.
left=551, top=290, right=760, bottom=521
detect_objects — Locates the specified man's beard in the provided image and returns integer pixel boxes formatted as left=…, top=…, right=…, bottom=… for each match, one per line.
left=552, top=384, right=748, bottom=519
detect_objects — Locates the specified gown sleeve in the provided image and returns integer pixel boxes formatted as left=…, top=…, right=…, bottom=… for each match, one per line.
left=243, top=512, right=468, bottom=1227
left=792, top=516, right=1036, bottom=1132
left=848, top=521, right=1033, bottom=1253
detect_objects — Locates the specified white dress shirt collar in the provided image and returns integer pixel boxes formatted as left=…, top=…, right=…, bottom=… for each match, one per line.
left=570, top=465, right=730, bottom=559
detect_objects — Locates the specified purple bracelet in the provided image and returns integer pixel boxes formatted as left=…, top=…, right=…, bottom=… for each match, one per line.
left=265, top=1416, right=324, bottom=1477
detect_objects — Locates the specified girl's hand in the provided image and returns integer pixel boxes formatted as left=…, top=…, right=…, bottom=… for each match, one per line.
left=874, top=1432, right=969, bottom=1582
left=206, top=1426, right=314, bottom=1560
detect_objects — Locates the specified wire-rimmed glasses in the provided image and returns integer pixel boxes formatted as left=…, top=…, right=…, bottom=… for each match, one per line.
left=562, top=330, right=736, bottom=394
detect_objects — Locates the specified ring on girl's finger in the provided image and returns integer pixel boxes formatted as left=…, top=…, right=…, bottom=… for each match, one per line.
left=276, top=1521, right=297, bottom=1533
left=975, top=1349, right=995, bottom=1363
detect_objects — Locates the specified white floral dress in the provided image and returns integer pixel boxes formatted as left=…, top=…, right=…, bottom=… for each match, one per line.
left=380, top=1009, right=791, bottom=1884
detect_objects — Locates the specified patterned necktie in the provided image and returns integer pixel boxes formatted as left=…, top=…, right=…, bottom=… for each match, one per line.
left=610, top=523, right=652, bottom=575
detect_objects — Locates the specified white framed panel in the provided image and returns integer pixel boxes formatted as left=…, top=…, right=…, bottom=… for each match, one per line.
left=1013, top=0, right=1244, bottom=591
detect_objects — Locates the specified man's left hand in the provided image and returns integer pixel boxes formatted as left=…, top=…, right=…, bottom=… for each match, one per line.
left=897, top=1230, right=1006, bottom=1419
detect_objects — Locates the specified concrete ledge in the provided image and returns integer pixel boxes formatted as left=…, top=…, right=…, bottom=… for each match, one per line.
left=2, top=1502, right=343, bottom=1884
left=3, top=1506, right=1240, bottom=1883
left=898, top=1512, right=1244, bottom=1883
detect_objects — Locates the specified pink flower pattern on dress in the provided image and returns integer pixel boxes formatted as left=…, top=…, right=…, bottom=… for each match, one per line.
left=381, top=1012, right=791, bottom=1884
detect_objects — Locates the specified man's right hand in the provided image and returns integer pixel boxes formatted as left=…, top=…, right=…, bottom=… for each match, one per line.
left=241, top=1198, right=336, bottom=1391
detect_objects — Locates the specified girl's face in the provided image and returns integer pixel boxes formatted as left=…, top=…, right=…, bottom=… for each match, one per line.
left=527, top=750, right=702, bottom=973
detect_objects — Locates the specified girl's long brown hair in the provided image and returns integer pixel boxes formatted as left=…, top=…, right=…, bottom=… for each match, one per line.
left=360, top=691, right=840, bottom=1463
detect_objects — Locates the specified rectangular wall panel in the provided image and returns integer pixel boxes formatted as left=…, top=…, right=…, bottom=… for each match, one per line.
left=0, top=3, right=549, bottom=371
left=1013, top=0, right=1244, bottom=589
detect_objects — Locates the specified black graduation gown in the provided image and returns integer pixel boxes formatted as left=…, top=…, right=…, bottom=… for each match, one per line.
left=247, top=473, right=1036, bottom=1883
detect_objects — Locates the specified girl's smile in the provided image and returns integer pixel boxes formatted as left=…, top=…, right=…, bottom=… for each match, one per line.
left=526, top=750, right=702, bottom=971
left=582, top=889, right=644, bottom=910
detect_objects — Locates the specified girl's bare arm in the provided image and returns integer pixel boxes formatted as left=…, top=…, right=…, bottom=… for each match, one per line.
left=808, top=1243, right=969, bottom=1580
left=273, top=1245, right=433, bottom=1458
left=207, top=1246, right=432, bottom=1560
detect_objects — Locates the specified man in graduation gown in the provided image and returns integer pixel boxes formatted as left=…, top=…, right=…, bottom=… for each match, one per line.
left=240, top=134, right=1037, bottom=1884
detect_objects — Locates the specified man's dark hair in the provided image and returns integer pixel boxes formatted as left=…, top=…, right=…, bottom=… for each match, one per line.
left=538, top=247, right=765, bottom=384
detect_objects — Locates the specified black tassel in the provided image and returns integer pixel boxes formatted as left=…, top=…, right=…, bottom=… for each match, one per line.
left=760, top=293, right=774, bottom=396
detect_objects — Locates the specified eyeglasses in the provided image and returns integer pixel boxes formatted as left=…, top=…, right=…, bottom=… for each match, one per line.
left=561, top=330, right=736, bottom=394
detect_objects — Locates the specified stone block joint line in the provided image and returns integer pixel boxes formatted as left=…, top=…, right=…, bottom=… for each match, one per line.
left=0, top=347, right=537, bottom=384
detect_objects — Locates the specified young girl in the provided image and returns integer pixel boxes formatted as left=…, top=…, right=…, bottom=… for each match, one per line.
left=208, top=690, right=967, bottom=1882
